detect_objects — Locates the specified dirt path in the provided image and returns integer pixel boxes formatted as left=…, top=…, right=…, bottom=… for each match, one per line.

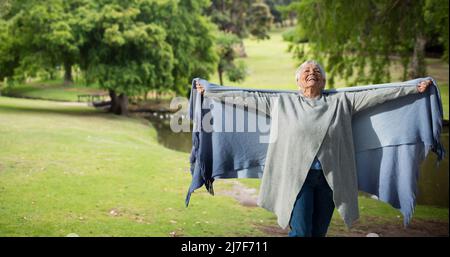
left=256, top=218, right=449, bottom=237
left=216, top=180, right=449, bottom=237
left=215, top=180, right=259, bottom=207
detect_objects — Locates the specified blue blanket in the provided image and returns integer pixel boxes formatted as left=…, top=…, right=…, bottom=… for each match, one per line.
left=186, top=77, right=445, bottom=226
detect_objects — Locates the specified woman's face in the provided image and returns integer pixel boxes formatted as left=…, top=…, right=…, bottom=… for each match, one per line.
left=297, top=63, right=325, bottom=90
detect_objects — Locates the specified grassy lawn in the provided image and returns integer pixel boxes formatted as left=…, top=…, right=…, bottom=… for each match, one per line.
left=0, top=80, right=106, bottom=102
left=0, top=96, right=278, bottom=236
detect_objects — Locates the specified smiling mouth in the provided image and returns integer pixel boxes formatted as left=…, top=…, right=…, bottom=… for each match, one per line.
left=307, top=76, right=318, bottom=82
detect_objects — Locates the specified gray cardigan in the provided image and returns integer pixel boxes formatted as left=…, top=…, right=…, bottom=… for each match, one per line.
left=205, top=86, right=419, bottom=229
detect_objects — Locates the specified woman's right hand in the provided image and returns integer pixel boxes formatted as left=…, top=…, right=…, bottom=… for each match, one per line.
left=417, top=79, right=432, bottom=93
left=195, top=80, right=205, bottom=95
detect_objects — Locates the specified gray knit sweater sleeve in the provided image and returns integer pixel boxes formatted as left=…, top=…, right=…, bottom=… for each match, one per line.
left=204, top=91, right=278, bottom=116
left=346, top=86, right=419, bottom=114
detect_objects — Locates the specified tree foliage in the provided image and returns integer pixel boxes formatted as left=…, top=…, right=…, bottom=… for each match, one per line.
left=0, top=0, right=218, bottom=115
left=215, top=32, right=247, bottom=85
left=0, top=0, right=12, bottom=18
left=0, top=0, right=79, bottom=83
left=206, top=0, right=274, bottom=85
left=79, top=1, right=174, bottom=96
left=140, top=0, right=218, bottom=96
left=0, top=19, right=17, bottom=82
left=207, top=0, right=274, bottom=40
left=424, top=0, right=449, bottom=62
left=286, top=0, right=449, bottom=87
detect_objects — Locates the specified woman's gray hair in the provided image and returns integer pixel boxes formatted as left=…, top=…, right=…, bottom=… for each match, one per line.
left=295, top=60, right=326, bottom=81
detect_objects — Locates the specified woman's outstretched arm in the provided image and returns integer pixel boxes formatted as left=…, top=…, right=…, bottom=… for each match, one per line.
left=347, top=79, right=432, bottom=114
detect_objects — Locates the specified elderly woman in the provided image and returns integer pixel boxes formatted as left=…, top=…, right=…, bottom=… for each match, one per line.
left=195, top=60, right=432, bottom=237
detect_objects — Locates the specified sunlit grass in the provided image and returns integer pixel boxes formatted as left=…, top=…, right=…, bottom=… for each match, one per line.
left=0, top=96, right=277, bottom=236
left=0, top=80, right=105, bottom=102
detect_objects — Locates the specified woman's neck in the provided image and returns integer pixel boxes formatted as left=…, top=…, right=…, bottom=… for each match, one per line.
left=300, top=87, right=322, bottom=99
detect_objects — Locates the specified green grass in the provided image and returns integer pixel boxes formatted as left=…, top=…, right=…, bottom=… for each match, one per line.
left=210, top=28, right=300, bottom=90
left=0, top=80, right=106, bottom=102
left=0, top=96, right=277, bottom=236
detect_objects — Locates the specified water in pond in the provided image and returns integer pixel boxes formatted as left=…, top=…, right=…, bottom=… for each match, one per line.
left=144, top=113, right=449, bottom=208
left=416, top=125, right=449, bottom=207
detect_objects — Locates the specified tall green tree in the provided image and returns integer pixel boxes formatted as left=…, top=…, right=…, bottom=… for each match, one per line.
left=1, top=0, right=80, bottom=84
left=77, top=1, right=174, bottom=115
left=424, top=0, right=449, bottom=62
left=208, top=0, right=273, bottom=39
left=140, top=0, right=218, bottom=97
left=0, top=0, right=12, bottom=18
left=216, top=32, right=247, bottom=85
left=1, top=0, right=218, bottom=115
left=286, top=0, right=449, bottom=87
left=0, top=24, right=12, bottom=84
left=207, top=0, right=274, bottom=40
left=275, top=1, right=298, bottom=26
left=265, top=0, right=295, bottom=26
left=247, top=1, right=273, bottom=40
left=78, top=0, right=218, bottom=114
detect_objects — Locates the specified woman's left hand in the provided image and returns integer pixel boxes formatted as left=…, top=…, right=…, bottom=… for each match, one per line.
left=417, top=79, right=432, bottom=93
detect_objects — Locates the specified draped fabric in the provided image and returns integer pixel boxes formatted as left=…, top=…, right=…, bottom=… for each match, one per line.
left=186, top=77, right=444, bottom=228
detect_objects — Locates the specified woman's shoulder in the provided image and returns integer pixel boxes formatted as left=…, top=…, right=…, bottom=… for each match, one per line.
left=323, top=91, right=350, bottom=100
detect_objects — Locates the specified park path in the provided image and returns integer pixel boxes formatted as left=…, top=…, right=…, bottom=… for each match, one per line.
left=215, top=180, right=449, bottom=237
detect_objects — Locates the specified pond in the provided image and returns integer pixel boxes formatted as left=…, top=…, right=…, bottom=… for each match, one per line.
left=143, top=113, right=449, bottom=208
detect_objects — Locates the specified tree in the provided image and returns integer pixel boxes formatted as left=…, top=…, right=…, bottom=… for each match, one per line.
left=424, top=0, right=449, bottom=62
left=265, top=0, right=294, bottom=26
left=265, top=0, right=283, bottom=25
left=286, top=0, right=449, bottom=87
left=78, top=0, right=218, bottom=114
left=0, top=0, right=12, bottom=18
left=1, top=0, right=80, bottom=84
left=1, top=0, right=218, bottom=115
left=276, top=1, right=298, bottom=26
left=247, top=1, right=273, bottom=40
left=0, top=20, right=15, bottom=84
left=77, top=1, right=174, bottom=115
left=216, top=32, right=247, bottom=85
left=140, top=0, right=218, bottom=97
left=208, top=0, right=273, bottom=39
left=207, top=0, right=274, bottom=59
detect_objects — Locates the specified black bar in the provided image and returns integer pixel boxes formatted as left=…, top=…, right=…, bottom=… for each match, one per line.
left=0, top=237, right=447, bottom=256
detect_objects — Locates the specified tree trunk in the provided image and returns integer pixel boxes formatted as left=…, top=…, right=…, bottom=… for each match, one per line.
left=63, top=61, right=73, bottom=85
left=115, top=93, right=128, bottom=116
left=218, top=66, right=224, bottom=85
left=108, top=89, right=129, bottom=115
left=408, top=33, right=427, bottom=79
left=109, top=89, right=119, bottom=114
left=237, top=41, right=247, bottom=58
left=117, top=93, right=129, bottom=116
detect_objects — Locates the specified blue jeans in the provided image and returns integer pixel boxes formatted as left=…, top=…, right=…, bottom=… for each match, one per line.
left=288, top=169, right=335, bottom=237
